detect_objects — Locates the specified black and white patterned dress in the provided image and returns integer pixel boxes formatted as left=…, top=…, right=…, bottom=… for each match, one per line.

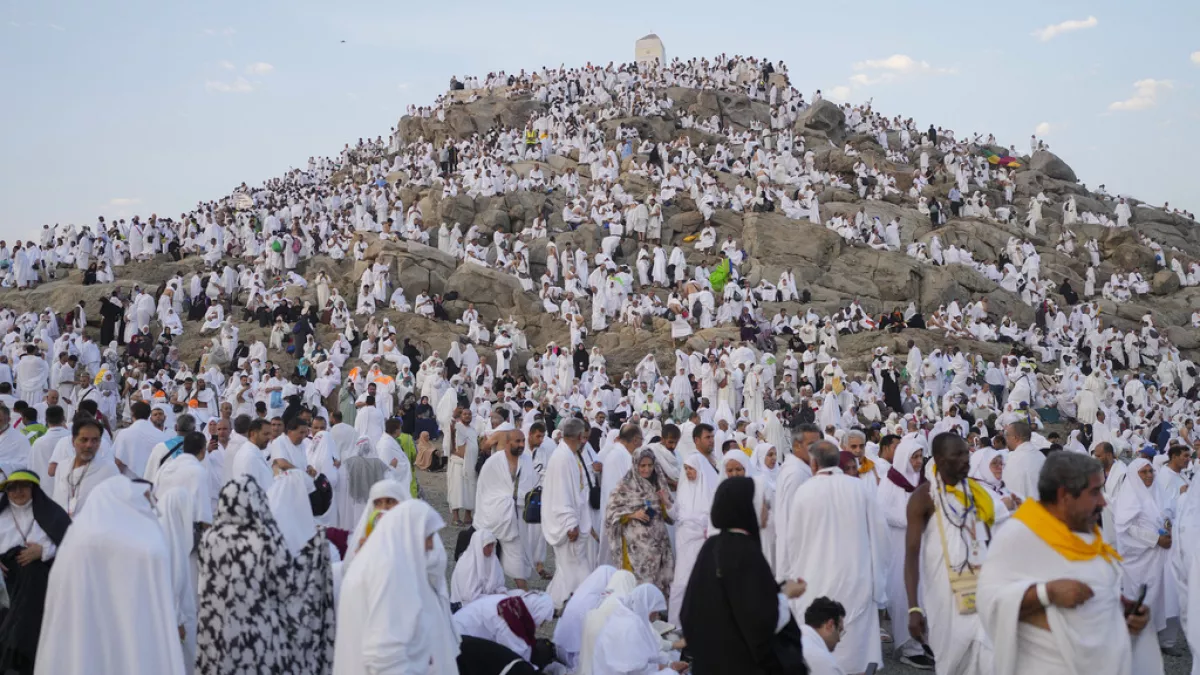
left=196, top=476, right=293, bottom=674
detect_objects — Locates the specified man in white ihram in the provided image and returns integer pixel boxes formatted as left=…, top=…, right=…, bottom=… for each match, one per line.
left=978, top=452, right=1160, bottom=675
left=1001, top=421, right=1044, bottom=501
left=783, top=440, right=886, bottom=675
left=542, top=417, right=597, bottom=609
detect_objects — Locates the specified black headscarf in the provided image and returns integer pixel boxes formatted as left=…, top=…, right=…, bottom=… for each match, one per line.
left=0, top=473, right=70, bottom=546
left=681, top=476, right=804, bottom=674
left=709, top=476, right=760, bottom=542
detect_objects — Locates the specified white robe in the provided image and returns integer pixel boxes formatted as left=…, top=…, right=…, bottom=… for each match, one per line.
left=977, top=517, right=1161, bottom=675
left=783, top=468, right=887, bottom=673
left=543, top=441, right=597, bottom=608
left=1001, top=443, right=1045, bottom=501
left=332, top=502, right=460, bottom=675
left=36, top=476, right=187, bottom=675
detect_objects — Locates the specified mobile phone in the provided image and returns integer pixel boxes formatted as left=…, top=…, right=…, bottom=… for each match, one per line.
left=865, top=664, right=878, bottom=675
left=1126, top=584, right=1148, bottom=617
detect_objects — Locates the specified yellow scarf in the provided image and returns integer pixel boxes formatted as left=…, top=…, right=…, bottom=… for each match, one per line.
left=942, top=477, right=996, bottom=528
left=858, top=457, right=876, bottom=477
left=1013, top=499, right=1122, bottom=562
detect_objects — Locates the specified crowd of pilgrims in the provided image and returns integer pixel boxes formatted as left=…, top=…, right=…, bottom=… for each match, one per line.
left=0, top=52, right=1197, bottom=675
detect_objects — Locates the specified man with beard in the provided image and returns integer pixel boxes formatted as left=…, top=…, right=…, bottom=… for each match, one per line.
left=474, top=428, right=537, bottom=590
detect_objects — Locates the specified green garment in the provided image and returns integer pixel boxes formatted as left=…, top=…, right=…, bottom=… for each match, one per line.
left=709, top=258, right=731, bottom=293
left=397, top=433, right=420, bottom=498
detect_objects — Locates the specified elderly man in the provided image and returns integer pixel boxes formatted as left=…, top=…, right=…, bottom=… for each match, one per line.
left=978, top=452, right=1159, bottom=674
left=543, top=417, right=598, bottom=608
left=1001, top=421, right=1045, bottom=501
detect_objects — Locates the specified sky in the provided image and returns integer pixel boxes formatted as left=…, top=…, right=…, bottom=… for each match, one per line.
left=2, top=0, right=1198, bottom=241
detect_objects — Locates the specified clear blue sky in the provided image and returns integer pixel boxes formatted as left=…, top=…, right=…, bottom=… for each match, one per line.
left=2, top=0, right=1197, bottom=241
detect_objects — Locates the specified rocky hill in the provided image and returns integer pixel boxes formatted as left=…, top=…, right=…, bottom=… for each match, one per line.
left=3, top=79, right=1198, bottom=383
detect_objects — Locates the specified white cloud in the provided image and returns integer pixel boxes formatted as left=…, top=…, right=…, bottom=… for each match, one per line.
left=1191, top=51, right=1200, bottom=66
left=1108, top=79, right=1173, bottom=111
left=849, top=54, right=955, bottom=86
left=218, top=60, right=236, bottom=71
left=109, top=198, right=141, bottom=206
left=205, top=77, right=254, bottom=94
left=397, top=82, right=411, bottom=91
left=1035, top=122, right=1051, bottom=136
left=828, top=85, right=852, bottom=102
left=245, top=62, right=274, bottom=75
left=1032, top=16, right=1098, bottom=42
left=204, top=27, right=236, bottom=37
left=47, top=23, right=65, bottom=31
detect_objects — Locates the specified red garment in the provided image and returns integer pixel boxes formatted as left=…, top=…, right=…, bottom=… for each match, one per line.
left=496, top=597, right=536, bottom=647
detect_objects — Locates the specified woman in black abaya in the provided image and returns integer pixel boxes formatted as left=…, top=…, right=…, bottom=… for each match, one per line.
left=0, top=470, right=70, bottom=675
left=680, top=477, right=807, bottom=675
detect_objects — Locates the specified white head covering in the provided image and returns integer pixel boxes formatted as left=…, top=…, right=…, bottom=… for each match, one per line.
left=344, top=478, right=409, bottom=568
left=449, top=527, right=505, bottom=605
left=35, top=476, right=186, bottom=674
left=678, top=453, right=717, bottom=525
left=968, top=447, right=1003, bottom=492
left=333, top=500, right=459, bottom=675
left=720, top=450, right=753, bottom=480
left=592, top=583, right=668, bottom=674
left=579, top=571, right=639, bottom=674
left=750, top=444, right=779, bottom=488
left=553, top=565, right=619, bottom=655
left=267, top=469, right=316, bottom=556
left=1114, top=458, right=1163, bottom=530
left=893, top=438, right=925, bottom=487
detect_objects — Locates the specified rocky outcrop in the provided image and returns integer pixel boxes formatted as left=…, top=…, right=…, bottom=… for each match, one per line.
left=797, top=99, right=845, bottom=135
left=1031, top=151, right=1077, bottom=183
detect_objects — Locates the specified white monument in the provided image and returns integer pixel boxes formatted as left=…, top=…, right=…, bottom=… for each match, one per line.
left=635, top=33, right=665, bottom=67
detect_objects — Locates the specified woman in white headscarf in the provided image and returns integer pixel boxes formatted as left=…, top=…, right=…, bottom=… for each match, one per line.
left=590, top=584, right=679, bottom=675
left=1114, top=458, right=1171, bottom=640
left=36, top=476, right=186, bottom=675
left=553, top=565, right=619, bottom=668
left=750, top=443, right=780, bottom=490
left=878, top=438, right=927, bottom=663
left=449, top=527, right=506, bottom=607
left=578, top=571, right=639, bottom=675
left=667, top=453, right=716, bottom=626
left=968, top=447, right=1017, bottom=512
left=268, top=469, right=318, bottom=556
left=342, top=478, right=409, bottom=569
left=333, top=500, right=460, bottom=675
left=719, top=450, right=752, bottom=480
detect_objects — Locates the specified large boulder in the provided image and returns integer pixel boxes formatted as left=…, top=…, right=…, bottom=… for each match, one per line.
left=797, top=99, right=845, bottom=134
left=1030, top=151, right=1077, bottom=183
left=1152, top=269, right=1180, bottom=296
left=743, top=212, right=843, bottom=282
left=444, top=264, right=539, bottom=323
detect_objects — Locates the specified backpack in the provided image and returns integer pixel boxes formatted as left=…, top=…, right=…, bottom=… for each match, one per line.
left=523, top=486, right=543, bottom=524
left=309, top=473, right=333, bottom=516
left=291, top=237, right=301, bottom=254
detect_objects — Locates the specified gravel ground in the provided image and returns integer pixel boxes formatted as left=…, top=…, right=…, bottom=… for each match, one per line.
left=417, top=469, right=1194, bottom=672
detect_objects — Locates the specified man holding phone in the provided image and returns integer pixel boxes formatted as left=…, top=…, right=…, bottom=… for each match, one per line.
left=977, top=452, right=1156, bottom=674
